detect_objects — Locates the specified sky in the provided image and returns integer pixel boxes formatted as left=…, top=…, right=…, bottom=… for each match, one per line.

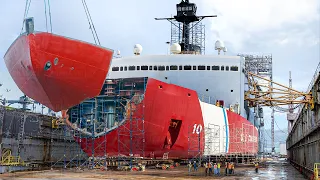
left=0, top=0, right=319, bottom=140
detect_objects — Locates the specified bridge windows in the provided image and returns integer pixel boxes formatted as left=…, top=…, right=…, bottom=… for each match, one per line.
left=231, top=66, right=239, bottom=71
left=184, top=65, right=191, bottom=70
left=158, top=66, right=165, bottom=71
left=141, top=65, right=148, bottom=70
left=170, top=65, right=178, bottom=70
left=111, top=65, right=239, bottom=72
left=112, top=67, right=119, bottom=71
left=129, top=66, right=135, bottom=71
left=198, top=65, right=205, bottom=70
left=212, top=66, right=220, bottom=70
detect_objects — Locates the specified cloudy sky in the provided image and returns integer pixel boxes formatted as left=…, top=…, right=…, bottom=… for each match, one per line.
left=0, top=0, right=319, bottom=135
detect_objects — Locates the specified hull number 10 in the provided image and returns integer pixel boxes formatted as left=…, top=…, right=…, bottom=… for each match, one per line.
left=192, top=124, right=203, bottom=134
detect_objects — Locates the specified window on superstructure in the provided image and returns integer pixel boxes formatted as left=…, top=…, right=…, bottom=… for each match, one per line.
left=207, top=66, right=210, bottom=70
left=137, top=66, right=140, bottom=70
left=221, top=66, right=224, bottom=71
left=193, top=66, right=196, bottom=70
left=179, top=65, right=182, bottom=70
left=166, top=66, right=169, bottom=71
left=154, top=66, right=158, bottom=70
left=230, top=66, right=239, bottom=71
left=226, top=66, right=229, bottom=71
left=198, top=65, right=205, bottom=70
left=124, top=66, right=127, bottom=71
left=170, top=65, right=178, bottom=70
left=120, top=67, right=123, bottom=71
left=212, top=66, right=220, bottom=70
left=158, top=66, right=165, bottom=71
left=129, top=66, right=135, bottom=71
left=112, top=67, right=119, bottom=71
left=149, top=66, right=153, bottom=70
left=184, top=65, right=191, bottom=70
left=141, top=66, right=148, bottom=70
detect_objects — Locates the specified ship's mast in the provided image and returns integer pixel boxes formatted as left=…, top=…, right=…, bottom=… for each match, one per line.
left=155, top=0, right=217, bottom=54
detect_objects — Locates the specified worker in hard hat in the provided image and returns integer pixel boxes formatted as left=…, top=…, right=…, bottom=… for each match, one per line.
left=255, top=162, right=259, bottom=173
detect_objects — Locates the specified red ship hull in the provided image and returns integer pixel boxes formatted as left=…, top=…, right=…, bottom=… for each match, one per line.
left=4, top=32, right=113, bottom=112
left=70, top=78, right=258, bottom=159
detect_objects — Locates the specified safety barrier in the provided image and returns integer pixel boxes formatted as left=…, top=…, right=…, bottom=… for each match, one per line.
left=1, top=149, right=25, bottom=166
left=314, top=163, right=320, bottom=180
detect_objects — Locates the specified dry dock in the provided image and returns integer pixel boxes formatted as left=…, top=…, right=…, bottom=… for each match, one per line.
left=0, top=159, right=307, bottom=179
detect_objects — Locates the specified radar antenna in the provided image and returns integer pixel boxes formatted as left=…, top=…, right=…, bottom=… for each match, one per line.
left=155, top=0, right=217, bottom=54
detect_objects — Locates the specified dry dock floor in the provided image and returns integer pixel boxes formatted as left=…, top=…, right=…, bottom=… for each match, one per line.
left=0, top=160, right=307, bottom=180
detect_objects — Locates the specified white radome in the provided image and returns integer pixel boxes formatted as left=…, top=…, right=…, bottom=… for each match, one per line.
left=133, top=44, right=143, bottom=54
left=223, top=47, right=227, bottom=52
left=117, top=50, right=121, bottom=55
left=215, top=40, right=225, bottom=50
left=170, top=43, right=181, bottom=54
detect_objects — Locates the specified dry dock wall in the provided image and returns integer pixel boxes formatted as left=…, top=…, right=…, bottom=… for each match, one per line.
left=0, top=106, right=87, bottom=166
left=286, top=66, right=320, bottom=177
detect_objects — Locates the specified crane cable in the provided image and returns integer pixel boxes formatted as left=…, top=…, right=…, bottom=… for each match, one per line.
left=43, top=0, right=53, bottom=33
left=20, top=0, right=32, bottom=34
left=81, top=0, right=101, bottom=45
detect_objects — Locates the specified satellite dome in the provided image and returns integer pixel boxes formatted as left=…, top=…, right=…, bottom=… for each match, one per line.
left=215, top=40, right=225, bottom=50
left=117, top=50, right=121, bottom=55
left=170, top=43, right=181, bottom=54
left=133, top=44, right=143, bottom=55
left=223, top=47, right=227, bottom=52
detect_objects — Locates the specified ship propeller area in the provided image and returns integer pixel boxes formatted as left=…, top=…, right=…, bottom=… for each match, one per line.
left=245, top=72, right=314, bottom=112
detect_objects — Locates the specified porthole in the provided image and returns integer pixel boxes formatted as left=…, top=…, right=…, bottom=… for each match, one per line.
left=54, top=58, right=59, bottom=65
left=44, top=61, right=52, bottom=71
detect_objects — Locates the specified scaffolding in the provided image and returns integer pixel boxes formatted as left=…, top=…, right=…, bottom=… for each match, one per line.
left=171, top=21, right=206, bottom=55
left=187, top=124, right=203, bottom=170
left=238, top=53, right=273, bottom=154
left=116, top=78, right=146, bottom=170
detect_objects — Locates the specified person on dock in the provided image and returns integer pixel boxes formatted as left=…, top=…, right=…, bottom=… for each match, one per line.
left=217, top=162, right=221, bottom=175
left=213, top=163, right=218, bottom=175
left=193, top=161, right=198, bottom=171
left=204, top=162, right=208, bottom=175
left=231, top=162, right=234, bottom=174
left=208, top=161, right=213, bottom=175
left=255, top=162, right=259, bottom=173
left=228, top=162, right=232, bottom=174
left=187, top=162, right=192, bottom=173
left=225, top=162, right=228, bottom=176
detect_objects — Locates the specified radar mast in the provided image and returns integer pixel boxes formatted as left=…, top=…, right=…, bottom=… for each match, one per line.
left=155, top=0, right=217, bottom=54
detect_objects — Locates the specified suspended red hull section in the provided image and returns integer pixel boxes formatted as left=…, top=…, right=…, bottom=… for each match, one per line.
left=4, top=32, right=113, bottom=112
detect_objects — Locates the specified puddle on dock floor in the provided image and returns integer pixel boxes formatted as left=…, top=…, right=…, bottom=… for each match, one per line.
left=0, top=159, right=307, bottom=180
